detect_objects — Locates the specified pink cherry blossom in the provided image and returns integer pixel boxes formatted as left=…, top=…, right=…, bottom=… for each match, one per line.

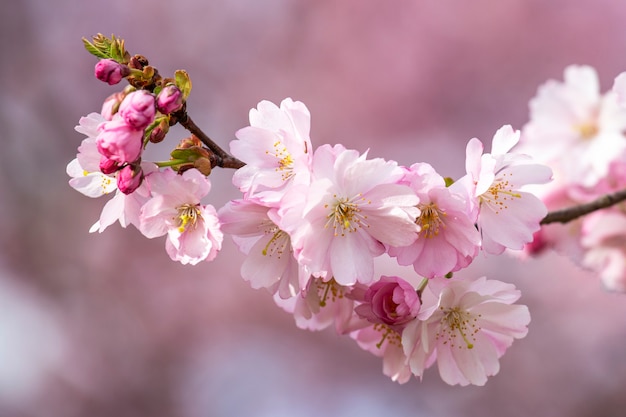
left=218, top=199, right=309, bottom=298
left=351, top=325, right=412, bottom=383
left=403, top=276, right=530, bottom=386
left=139, top=168, right=222, bottom=265
left=388, top=163, right=480, bottom=278
left=279, top=144, right=420, bottom=286
left=230, top=98, right=313, bottom=203
left=580, top=210, right=626, bottom=292
left=521, top=65, right=626, bottom=188
left=274, top=278, right=368, bottom=334
left=461, top=125, right=552, bottom=254
left=89, top=163, right=158, bottom=233
left=68, top=114, right=117, bottom=197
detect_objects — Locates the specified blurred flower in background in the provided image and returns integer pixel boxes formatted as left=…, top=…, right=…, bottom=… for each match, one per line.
left=2, top=0, right=626, bottom=416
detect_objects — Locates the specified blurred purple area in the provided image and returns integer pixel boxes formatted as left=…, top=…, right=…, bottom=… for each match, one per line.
left=2, top=1, right=626, bottom=416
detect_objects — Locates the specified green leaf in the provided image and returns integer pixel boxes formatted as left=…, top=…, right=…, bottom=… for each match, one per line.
left=170, top=148, right=197, bottom=161
left=174, top=70, right=192, bottom=100
left=82, top=37, right=109, bottom=59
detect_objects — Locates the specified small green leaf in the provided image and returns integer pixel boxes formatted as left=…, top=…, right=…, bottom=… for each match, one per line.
left=170, top=148, right=197, bottom=161
left=444, top=177, right=455, bottom=187
left=82, top=37, right=109, bottom=59
left=174, top=70, right=192, bottom=100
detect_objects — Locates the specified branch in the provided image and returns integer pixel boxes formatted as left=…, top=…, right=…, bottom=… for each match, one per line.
left=174, top=110, right=246, bottom=169
left=541, top=188, right=626, bottom=225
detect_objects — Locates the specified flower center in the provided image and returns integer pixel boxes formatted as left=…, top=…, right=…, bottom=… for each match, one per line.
left=373, top=323, right=401, bottom=349
left=266, top=140, right=294, bottom=181
left=436, top=306, right=481, bottom=349
left=575, top=122, right=599, bottom=140
left=176, top=203, right=202, bottom=233
left=417, top=203, right=446, bottom=238
left=314, top=278, right=345, bottom=307
left=324, top=194, right=371, bottom=236
left=479, top=173, right=521, bottom=215
left=262, top=225, right=290, bottom=258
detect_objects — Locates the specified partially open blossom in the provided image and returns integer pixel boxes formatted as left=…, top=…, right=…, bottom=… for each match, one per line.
left=156, top=85, right=184, bottom=114
left=354, top=275, right=421, bottom=329
left=96, top=118, right=143, bottom=163
left=116, top=164, right=143, bottom=195
left=403, top=276, right=530, bottom=386
left=94, top=58, right=129, bottom=85
left=118, top=90, right=156, bottom=130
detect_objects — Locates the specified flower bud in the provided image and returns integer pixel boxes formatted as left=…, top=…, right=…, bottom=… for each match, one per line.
left=149, top=117, right=170, bottom=143
left=96, top=119, right=143, bottom=163
left=117, top=164, right=143, bottom=195
left=99, top=156, right=121, bottom=174
left=156, top=85, right=184, bottom=114
left=354, top=276, right=421, bottom=329
left=118, top=90, right=156, bottom=130
left=101, top=92, right=124, bottom=121
left=94, top=59, right=129, bottom=85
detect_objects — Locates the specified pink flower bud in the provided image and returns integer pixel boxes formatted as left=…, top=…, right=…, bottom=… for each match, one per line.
left=354, top=276, right=421, bottom=329
left=99, top=156, right=121, bottom=174
left=96, top=119, right=143, bottom=163
left=118, top=90, right=156, bottom=130
left=156, top=85, right=184, bottom=114
left=94, top=59, right=129, bottom=85
left=117, top=164, right=143, bottom=194
left=101, top=92, right=124, bottom=121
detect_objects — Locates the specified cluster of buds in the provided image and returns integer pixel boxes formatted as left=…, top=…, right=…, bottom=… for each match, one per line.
left=79, top=34, right=192, bottom=194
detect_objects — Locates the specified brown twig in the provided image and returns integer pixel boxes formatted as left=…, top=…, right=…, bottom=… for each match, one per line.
left=541, top=188, right=626, bottom=225
left=174, top=110, right=246, bottom=169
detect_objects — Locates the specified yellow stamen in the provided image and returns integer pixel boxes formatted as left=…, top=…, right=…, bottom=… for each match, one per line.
left=176, top=204, right=202, bottom=233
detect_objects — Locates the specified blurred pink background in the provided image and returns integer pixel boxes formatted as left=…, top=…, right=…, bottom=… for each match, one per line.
left=2, top=1, right=626, bottom=416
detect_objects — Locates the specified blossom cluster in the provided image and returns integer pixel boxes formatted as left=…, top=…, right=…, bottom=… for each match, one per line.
left=519, top=65, right=626, bottom=292
left=69, top=56, right=552, bottom=384
left=217, top=98, right=548, bottom=385
left=68, top=42, right=567, bottom=386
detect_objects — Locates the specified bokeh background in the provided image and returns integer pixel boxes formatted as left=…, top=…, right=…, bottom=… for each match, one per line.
left=2, top=1, right=626, bottom=416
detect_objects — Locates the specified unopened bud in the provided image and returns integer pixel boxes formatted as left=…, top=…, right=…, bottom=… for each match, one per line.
left=156, top=85, right=184, bottom=114
left=99, top=156, right=121, bottom=174
left=149, top=118, right=170, bottom=143
left=101, top=92, right=125, bottom=121
left=117, top=164, right=143, bottom=194
left=118, top=90, right=156, bottom=130
left=94, top=59, right=129, bottom=85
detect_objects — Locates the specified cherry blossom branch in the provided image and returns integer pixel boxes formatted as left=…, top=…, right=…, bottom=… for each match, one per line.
left=173, top=109, right=246, bottom=169
left=541, top=188, right=626, bottom=225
